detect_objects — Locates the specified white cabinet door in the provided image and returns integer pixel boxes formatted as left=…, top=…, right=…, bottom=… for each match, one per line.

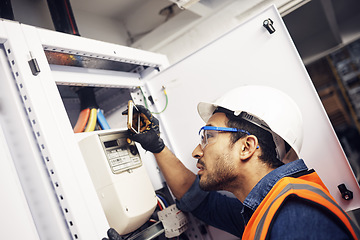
left=145, top=5, right=360, bottom=211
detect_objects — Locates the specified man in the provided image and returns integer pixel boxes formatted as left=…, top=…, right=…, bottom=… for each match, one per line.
left=105, top=85, right=360, bottom=239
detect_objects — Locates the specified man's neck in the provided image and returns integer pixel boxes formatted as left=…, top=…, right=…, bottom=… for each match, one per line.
left=231, top=160, right=275, bottom=202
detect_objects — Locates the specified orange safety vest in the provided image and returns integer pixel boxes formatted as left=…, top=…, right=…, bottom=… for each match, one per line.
left=242, top=171, right=360, bottom=240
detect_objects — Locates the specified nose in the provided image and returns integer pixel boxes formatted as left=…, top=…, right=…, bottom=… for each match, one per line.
left=192, top=144, right=203, bottom=159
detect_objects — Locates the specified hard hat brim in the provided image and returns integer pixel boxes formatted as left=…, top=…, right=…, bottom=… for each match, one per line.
left=197, top=102, right=218, bottom=123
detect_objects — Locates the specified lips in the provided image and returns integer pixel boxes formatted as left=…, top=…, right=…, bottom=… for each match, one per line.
left=197, top=162, right=205, bottom=175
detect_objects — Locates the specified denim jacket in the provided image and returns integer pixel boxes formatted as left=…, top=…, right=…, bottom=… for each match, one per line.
left=176, top=159, right=352, bottom=239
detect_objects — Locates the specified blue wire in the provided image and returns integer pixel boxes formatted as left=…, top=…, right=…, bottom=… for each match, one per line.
left=97, top=109, right=111, bottom=130
left=156, top=194, right=168, bottom=208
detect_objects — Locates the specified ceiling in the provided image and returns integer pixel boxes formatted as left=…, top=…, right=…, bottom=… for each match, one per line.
left=70, top=0, right=169, bottom=20
left=283, top=0, right=360, bottom=64
left=69, top=0, right=360, bottom=64
left=70, top=0, right=184, bottom=42
left=7, top=0, right=360, bottom=65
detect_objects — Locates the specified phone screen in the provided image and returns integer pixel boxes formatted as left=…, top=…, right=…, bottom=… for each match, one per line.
left=127, top=100, right=140, bottom=133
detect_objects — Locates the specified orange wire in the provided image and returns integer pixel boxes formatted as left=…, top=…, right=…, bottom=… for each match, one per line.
left=73, top=108, right=90, bottom=133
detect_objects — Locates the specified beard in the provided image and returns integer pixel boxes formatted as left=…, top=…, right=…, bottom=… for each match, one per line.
left=198, top=152, right=237, bottom=191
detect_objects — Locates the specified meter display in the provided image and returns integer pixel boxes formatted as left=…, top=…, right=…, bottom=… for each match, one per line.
left=100, top=134, right=141, bottom=174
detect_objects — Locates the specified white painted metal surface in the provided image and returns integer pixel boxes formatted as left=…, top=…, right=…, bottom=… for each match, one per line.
left=0, top=21, right=106, bottom=239
left=144, top=5, right=360, bottom=211
left=36, top=27, right=169, bottom=71
left=0, top=82, right=39, bottom=240
left=0, top=26, right=72, bottom=239
left=50, top=65, right=142, bottom=88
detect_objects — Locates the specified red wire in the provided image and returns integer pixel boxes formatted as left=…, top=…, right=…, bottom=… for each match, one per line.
left=158, top=201, right=163, bottom=211
left=63, top=0, right=77, bottom=35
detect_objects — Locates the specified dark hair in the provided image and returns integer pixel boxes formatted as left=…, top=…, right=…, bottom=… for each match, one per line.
left=217, top=108, right=283, bottom=169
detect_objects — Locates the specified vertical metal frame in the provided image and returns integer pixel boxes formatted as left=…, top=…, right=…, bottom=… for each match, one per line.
left=0, top=21, right=72, bottom=239
left=0, top=20, right=110, bottom=239
left=0, top=50, right=40, bottom=239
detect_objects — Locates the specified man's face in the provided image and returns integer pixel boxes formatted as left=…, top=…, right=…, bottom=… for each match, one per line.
left=193, top=112, right=239, bottom=191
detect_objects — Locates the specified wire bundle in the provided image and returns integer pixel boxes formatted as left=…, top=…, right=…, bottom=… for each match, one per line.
left=73, top=108, right=110, bottom=133
left=73, top=87, right=110, bottom=133
left=156, top=194, right=169, bottom=211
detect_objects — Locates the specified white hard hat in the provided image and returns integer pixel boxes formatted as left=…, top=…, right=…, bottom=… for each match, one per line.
left=197, top=85, right=303, bottom=161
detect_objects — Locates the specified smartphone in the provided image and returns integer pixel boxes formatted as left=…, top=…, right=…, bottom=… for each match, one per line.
left=127, top=100, right=141, bottom=133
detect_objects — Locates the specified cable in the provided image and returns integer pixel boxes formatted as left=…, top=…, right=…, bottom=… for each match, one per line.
left=46, top=0, right=80, bottom=36
left=0, top=0, right=15, bottom=20
left=157, top=194, right=169, bottom=208
left=139, top=86, right=168, bottom=114
left=84, top=108, right=97, bottom=132
left=63, top=0, right=78, bottom=35
left=97, top=109, right=111, bottom=130
left=156, top=196, right=165, bottom=210
left=73, top=108, right=90, bottom=133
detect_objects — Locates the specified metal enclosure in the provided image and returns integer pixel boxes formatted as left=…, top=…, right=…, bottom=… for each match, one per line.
left=144, top=5, right=360, bottom=211
left=0, top=4, right=359, bottom=240
left=0, top=18, right=167, bottom=240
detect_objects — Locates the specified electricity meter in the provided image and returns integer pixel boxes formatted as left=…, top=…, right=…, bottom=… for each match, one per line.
left=77, top=129, right=157, bottom=235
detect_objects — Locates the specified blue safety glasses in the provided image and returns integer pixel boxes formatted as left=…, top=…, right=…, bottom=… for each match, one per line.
left=198, top=126, right=251, bottom=149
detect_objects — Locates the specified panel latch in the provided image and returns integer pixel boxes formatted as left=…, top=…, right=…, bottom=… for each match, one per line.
left=28, top=52, right=40, bottom=76
left=263, top=18, right=275, bottom=34
left=338, top=183, right=353, bottom=200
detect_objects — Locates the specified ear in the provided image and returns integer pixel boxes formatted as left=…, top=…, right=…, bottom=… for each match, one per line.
left=239, top=135, right=259, bottom=160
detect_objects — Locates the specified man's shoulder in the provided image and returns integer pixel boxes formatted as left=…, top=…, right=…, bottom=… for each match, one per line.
left=270, top=197, right=350, bottom=239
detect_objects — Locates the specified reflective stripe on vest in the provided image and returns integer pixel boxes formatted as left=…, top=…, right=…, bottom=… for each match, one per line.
left=243, top=176, right=360, bottom=240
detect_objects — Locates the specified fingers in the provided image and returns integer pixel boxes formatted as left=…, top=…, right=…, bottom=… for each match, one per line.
left=121, top=109, right=128, bottom=115
left=136, top=105, right=152, bottom=119
left=135, top=104, right=148, bottom=112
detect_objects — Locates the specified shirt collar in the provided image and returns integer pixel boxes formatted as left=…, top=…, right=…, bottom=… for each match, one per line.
left=241, top=159, right=308, bottom=223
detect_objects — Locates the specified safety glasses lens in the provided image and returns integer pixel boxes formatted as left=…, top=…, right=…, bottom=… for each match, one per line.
left=200, top=129, right=218, bottom=149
